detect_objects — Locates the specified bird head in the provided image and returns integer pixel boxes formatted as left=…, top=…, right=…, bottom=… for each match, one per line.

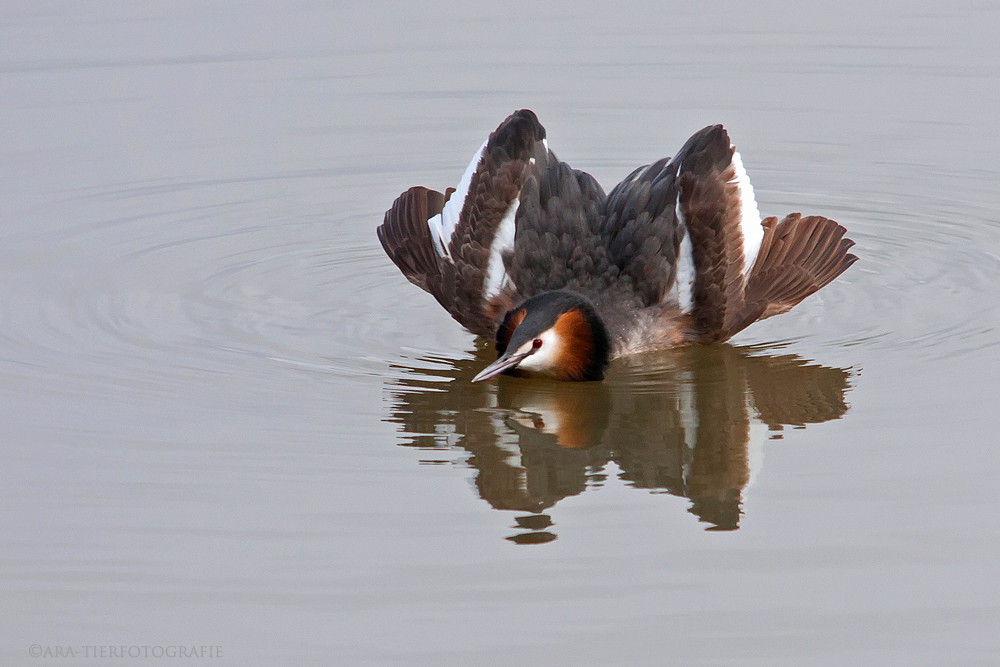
left=472, top=290, right=611, bottom=382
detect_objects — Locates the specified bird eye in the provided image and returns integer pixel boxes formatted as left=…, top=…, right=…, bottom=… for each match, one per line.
left=532, top=338, right=543, bottom=349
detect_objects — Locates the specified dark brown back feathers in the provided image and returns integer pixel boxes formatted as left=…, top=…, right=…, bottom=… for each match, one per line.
left=601, top=157, right=683, bottom=306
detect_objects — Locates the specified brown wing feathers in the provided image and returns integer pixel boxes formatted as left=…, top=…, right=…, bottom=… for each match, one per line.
left=675, top=126, right=857, bottom=342
left=731, top=213, right=858, bottom=335
left=378, top=185, right=477, bottom=331
left=447, top=136, right=529, bottom=334
left=676, top=126, right=750, bottom=343
left=377, top=186, right=446, bottom=293
left=378, top=110, right=546, bottom=337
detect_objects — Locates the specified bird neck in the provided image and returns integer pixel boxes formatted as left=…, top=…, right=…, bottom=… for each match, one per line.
left=556, top=303, right=611, bottom=382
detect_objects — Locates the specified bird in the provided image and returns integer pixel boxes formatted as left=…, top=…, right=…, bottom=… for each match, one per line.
left=377, top=110, right=857, bottom=382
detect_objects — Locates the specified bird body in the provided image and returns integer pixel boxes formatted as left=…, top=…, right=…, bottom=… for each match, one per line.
left=378, top=110, right=857, bottom=381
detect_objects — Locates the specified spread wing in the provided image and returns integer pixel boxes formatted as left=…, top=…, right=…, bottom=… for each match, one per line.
left=599, top=125, right=760, bottom=323
left=672, top=125, right=762, bottom=342
left=377, top=110, right=548, bottom=337
left=730, top=213, right=858, bottom=335
left=602, top=124, right=855, bottom=344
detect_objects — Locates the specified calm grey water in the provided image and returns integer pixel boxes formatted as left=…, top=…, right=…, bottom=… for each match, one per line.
left=3, top=2, right=1000, bottom=665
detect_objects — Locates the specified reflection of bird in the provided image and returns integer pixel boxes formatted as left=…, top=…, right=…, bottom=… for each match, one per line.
left=379, top=110, right=857, bottom=381
left=386, top=345, right=853, bottom=531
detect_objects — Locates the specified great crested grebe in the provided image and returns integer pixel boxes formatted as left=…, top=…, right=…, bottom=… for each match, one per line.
left=378, top=110, right=857, bottom=382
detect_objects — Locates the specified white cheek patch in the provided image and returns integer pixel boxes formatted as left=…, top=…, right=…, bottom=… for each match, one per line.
left=428, top=139, right=488, bottom=259
left=730, top=150, right=763, bottom=276
left=515, top=328, right=561, bottom=373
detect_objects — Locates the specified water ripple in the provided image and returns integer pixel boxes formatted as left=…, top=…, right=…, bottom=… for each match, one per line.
left=1, top=165, right=997, bottom=397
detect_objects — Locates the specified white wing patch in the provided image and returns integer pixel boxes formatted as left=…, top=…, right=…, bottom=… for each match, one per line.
left=482, top=198, right=518, bottom=300
left=426, top=213, right=448, bottom=257
left=731, top=150, right=763, bottom=277
left=673, top=197, right=695, bottom=314
left=427, top=139, right=488, bottom=259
